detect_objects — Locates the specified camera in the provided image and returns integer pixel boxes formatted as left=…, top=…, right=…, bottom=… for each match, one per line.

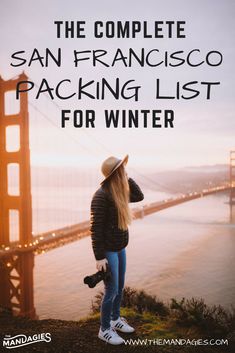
left=83, top=264, right=112, bottom=288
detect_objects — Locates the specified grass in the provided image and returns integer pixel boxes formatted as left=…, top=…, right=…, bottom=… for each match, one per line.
left=91, top=286, right=235, bottom=338
left=0, top=286, right=234, bottom=353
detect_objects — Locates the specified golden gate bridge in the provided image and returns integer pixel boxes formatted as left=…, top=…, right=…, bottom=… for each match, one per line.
left=0, top=73, right=234, bottom=319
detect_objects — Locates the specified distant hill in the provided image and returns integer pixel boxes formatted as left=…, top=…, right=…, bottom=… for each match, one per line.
left=147, top=164, right=229, bottom=193
left=29, top=164, right=229, bottom=192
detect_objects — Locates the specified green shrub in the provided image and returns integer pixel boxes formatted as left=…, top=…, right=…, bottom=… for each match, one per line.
left=90, top=286, right=235, bottom=339
left=91, top=285, right=168, bottom=317
left=122, top=286, right=169, bottom=317
left=170, top=297, right=235, bottom=337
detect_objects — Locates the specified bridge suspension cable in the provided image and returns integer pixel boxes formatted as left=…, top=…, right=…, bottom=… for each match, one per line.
left=28, top=78, right=181, bottom=194
left=29, top=101, right=105, bottom=157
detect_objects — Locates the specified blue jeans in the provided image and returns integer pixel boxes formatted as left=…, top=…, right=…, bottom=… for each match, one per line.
left=100, top=248, right=126, bottom=330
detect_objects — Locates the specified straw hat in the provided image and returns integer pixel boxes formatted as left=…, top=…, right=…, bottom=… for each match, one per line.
left=100, top=154, right=129, bottom=185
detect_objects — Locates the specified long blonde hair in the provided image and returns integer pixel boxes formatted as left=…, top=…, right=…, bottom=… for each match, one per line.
left=104, top=164, right=132, bottom=230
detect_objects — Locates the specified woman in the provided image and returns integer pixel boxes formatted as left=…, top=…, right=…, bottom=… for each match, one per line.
left=90, top=154, right=144, bottom=345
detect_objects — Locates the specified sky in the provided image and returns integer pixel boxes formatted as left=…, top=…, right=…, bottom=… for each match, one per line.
left=0, top=0, right=235, bottom=172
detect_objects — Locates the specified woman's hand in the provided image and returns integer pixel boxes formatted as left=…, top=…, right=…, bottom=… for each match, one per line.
left=96, top=258, right=108, bottom=272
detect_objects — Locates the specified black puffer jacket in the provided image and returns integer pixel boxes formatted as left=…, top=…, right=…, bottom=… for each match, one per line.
left=90, top=178, right=144, bottom=260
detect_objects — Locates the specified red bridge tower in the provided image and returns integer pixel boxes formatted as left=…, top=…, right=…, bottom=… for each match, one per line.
left=0, top=73, right=36, bottom=318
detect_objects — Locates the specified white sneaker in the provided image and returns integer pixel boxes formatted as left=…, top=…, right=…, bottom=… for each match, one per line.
left=111, top=316, right=135, bottom=333
left=98, top=326, right=124, bottom=345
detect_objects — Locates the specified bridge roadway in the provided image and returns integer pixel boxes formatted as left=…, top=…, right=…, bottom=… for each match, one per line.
left=0, top=185, right=233, bottom=257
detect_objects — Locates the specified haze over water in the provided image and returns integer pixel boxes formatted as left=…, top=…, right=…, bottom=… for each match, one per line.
left=1, top=0, right=234, bottom=324
left=34, top=186, right=235, bottom=320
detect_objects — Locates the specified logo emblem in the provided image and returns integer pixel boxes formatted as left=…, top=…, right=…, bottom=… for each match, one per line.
left=3, top=333, right=51, bottom=349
